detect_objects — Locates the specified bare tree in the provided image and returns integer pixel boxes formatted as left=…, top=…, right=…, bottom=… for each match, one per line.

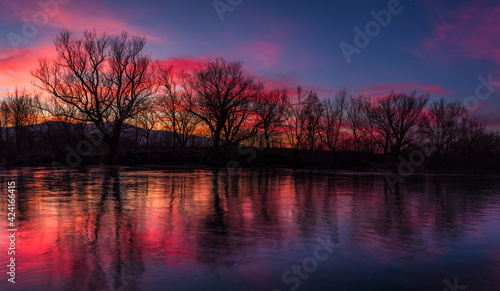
left=31, top=95, right=57, bottom=153
left=253, top=87, right=288, bottom=148
left=459, top=117, right=486, bottom=154
left=363, top=101, right=377, bottom=153
left=419, top=98, right=467, bottom=159
left=320, top=89, right=348, bottom=152
left=283, top=87, right=310, bottom=150
left=0, top=99, right=8, bottom=158
left=32, top=29, right=156, bottom=163
left=133, top=101, right=159, bottom=147
left=367, top=91, right=429, bottom=161
left=346, top=94, right=368, bottom=152
left=187, top=58, right=263, bottom=152
left=2, top=88, right=39, bottom=158
left=303, top=92, right=324, bottom=150
left=482, top=130, right=500, bottom=157
left=157, top=65, right=200, bottom=149
left=34, top=94, right=90, bottom=152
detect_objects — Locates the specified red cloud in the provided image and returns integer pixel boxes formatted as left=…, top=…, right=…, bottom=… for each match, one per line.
left=157, top=57, right=208, bottom=73
left=0, top=46, right=56, bottom=90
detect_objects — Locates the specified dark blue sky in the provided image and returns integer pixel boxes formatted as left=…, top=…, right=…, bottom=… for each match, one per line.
left=1, top=0, right=499, bottom=127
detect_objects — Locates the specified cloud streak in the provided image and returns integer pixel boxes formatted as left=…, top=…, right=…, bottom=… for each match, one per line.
left=0, top=46, right=55, bottom=90
left=417, top=1, right=500, bottom=64
left=358, top=82, right=449, bottom=99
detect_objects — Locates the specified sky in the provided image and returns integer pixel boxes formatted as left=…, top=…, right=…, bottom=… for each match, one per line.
left=0, top=0, right=499, bottom=128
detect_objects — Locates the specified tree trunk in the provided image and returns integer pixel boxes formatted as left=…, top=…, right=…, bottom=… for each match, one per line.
left=104, top=136, right=119, bottom=164
left=264, top=128, right=270, bottom=149
left=212, top=124, right=223, bottom=152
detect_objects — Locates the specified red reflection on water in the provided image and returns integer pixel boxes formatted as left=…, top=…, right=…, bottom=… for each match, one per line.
left=0, top=168, right=499, bottom=291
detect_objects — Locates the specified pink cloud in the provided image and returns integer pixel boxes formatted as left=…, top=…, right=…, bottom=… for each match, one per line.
left=0, top=0, right=167, bottom=91
left=253, top=73, right=296, bottom=90
left=0, top=46, right=56, bottom=90
left=229, top=41, right=285, bottom=69
left=50, top=10, right=163, bottom=43
left=250, top=41, right=283, bottom=68
left=157, top=57, right=208, bottom=73
left=159, top=54, right=299, bottom=92
left=470, top=103, right=500, bottom=129
left=417, top=1, right=500, bottom=64
left=358, top=82, right=449, bottom=99
left=2, top=0, right=162, bottom=43
left=0, top=1, right=45, bottom=22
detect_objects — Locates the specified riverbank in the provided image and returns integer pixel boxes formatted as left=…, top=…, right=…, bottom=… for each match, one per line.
left=2, top=146, right=499, bottom=173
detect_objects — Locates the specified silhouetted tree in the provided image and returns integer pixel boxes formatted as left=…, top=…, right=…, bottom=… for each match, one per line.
left=33, top=95, right=90, bottom=153
left=253, top=87, right=288, bottom=149
left=133, top=101, right=159, bottom=147
left=0, top=100, right=8, bottom=158
left=32, top=29, right=156, bottom=163
left=458, top=117, right=486, bottom=154
left=303, top=92, right=324, bottom=150
left=2, top=27, right=495, bottom=169
left=3, top=88, right=39, bottom=158
left=363, top=100, right=378, bottom=153
left=187, top=58, right=263, bottom=152
left=346, top=94, right=368, bottom=152
left=320, top=89, right=348, bottom=152
left=157, top=64, right=200, bottom=149
left=419, top=98, right=467, bottom=160
left=283, top=87, right=310, bottom=150
left=367, top=91, right=429, bottom=161
left=483, top=130, right=500, bottom=157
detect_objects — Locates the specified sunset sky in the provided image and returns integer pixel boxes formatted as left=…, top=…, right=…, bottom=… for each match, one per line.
left=1, top=0, right=499, bottom=128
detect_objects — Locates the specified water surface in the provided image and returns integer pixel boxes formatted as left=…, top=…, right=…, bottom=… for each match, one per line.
left=0, top=167, right=499, bottom=290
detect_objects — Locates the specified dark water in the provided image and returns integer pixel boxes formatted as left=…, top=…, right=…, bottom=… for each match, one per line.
left=0, top=167, right=499, bottom=291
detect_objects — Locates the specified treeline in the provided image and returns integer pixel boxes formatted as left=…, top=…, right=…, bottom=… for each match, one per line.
left=0, top=29, right=499, bottom=169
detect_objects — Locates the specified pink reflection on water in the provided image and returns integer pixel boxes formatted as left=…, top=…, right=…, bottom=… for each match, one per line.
left=0, top=168, right=499, bottom=290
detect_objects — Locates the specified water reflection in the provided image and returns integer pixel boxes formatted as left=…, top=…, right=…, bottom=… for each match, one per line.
left=0, top=168, right=499, bottom=290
